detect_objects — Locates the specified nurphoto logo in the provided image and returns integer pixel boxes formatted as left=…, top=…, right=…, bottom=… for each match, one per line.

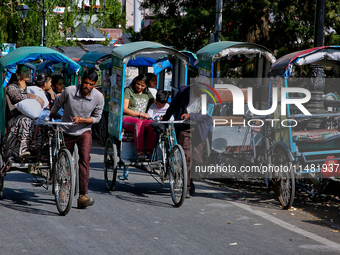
left=198, top=79, right=312, bottom=128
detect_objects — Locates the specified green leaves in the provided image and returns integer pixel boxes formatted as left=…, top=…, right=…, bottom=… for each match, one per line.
left=132, top=0, right=340, bottom=58
left=0, top=0, right=124, bottom=47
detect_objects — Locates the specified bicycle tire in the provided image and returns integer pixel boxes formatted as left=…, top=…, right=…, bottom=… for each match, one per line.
left=274, top=148, right=295, bottom=209
left=169, top=144, right=187, bottom=207
left=53, top=148, right=75, bottom=216
left=104, top=137, right=118, bottom=191
left=73, top=144, right=79, bottom=196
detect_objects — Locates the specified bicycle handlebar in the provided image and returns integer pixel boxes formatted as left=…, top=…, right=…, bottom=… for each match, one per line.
left=157, top=119, right=187, bottom=124
left=38, top=120, right=75, bottom=126
left=152, top=115, right=187, bottom=124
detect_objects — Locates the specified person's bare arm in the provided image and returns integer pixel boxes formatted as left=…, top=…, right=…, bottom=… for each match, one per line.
left=47, top=88, right=56, bottom=100
left=123, top=99, right=149, bottom=118
left=72, top=116, right=93, bottom=124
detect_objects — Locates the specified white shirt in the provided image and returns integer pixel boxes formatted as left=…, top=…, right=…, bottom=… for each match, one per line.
left=148, top=102, right=174, bottom=120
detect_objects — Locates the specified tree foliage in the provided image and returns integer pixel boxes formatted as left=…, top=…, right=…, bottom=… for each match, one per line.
left=132, top=0, right=340, bottom=58
left=0, top=0, right=124, bottom=47
left=131, top=0, right=215, bottom=51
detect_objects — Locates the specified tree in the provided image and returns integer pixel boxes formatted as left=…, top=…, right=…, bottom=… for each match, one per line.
left=0, top=0, right=125, bottom=47
left=97, top=0, right=125, bottom=29
left=268, top=0, right=340, bottom=57
left=132, top=0, right=340, bottom=58
left=132, top=0, right=215, bottom=52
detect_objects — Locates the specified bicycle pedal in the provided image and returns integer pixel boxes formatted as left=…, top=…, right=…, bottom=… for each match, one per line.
left=31, top=181, right=44, bottom=187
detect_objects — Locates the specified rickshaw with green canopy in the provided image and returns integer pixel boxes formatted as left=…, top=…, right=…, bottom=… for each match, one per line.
left=103, top=41, right=190, bottom=207
left=98, top=49, right=199, bottom=146
left=0, top=46, right=81, bottom=215
left=195, top=41, right=276, bottom=186
left=267, top=46, right=340, bottom=209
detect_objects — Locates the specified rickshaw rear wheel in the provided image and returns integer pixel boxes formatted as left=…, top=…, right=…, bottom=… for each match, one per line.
left=274, top=149, right=295, bottom=209
left=53, top=148, right=75, bottom=216
left=169, top=145, right=187, bottom=207
left=73, top=144, right=79, bottom=196
left=104, top=137, right=118, bottom=191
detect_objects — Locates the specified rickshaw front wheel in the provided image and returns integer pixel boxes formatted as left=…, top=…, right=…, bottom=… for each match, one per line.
left=274, top=149, right=295, bottom=209
left=104, top=137, right=118, bottom=191
left=53, top=148, right=75, bottom=216
left=169, top=145, right=187, bottom=207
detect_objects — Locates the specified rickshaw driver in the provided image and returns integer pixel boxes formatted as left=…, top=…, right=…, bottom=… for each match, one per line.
left=49, top=68, right=104, bottom=209
left=162, top=76, right=214, bottom=198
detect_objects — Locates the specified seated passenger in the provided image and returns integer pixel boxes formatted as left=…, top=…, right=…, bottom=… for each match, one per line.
left=51, top=75, right=65, bottom=118
left=51, top=75, right=64, bottom=98
left=122, top=73, right=155, bottom=160
left=2, top=64, right=44, bottom=160
left=147, top=90, right=174, bottom=121
left=146, top=73, right=157, bottom=98
left=34, top=73, right=54, bottom=109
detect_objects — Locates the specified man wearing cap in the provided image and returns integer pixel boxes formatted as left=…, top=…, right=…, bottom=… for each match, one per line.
left=162, top=76, right=214, bottom=198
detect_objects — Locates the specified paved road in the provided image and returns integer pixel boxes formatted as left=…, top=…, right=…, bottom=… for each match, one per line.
left=1, top=141, right=340, bottom=255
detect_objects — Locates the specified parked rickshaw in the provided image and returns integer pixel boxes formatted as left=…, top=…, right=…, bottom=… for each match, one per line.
left=268, top=46, right=340, bottom=209
left=194, top=41, right=276, bottom=181
left=103, top=41, right=190, bottom=206
left=0, top=46, right=81, bottom=215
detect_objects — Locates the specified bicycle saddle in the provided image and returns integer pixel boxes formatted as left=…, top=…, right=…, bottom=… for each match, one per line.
left=151, top=123, right=166, bottom=132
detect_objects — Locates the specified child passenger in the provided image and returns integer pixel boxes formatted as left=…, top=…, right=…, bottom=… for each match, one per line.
left=147, top=90, right=174, bottom=121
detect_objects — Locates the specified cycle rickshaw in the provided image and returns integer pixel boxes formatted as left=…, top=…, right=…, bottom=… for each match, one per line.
left=194, top=41, right=276, bottom=178
left=103, top=41, right=190, bottom=207
left=268, top=46, right=340, bottom=209
left=0, top=46, right=81, bottom=215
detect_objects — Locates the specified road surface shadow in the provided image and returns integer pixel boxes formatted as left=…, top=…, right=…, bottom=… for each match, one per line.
left=199, top=178, right=340, bottom=230
left=0, top=187, right=59, bottom=216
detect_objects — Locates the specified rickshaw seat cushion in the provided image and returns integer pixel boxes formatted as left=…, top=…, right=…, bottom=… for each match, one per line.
left=292, top=129, right=339, bottom=142
left=151, top=123, right=166, bottom=133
